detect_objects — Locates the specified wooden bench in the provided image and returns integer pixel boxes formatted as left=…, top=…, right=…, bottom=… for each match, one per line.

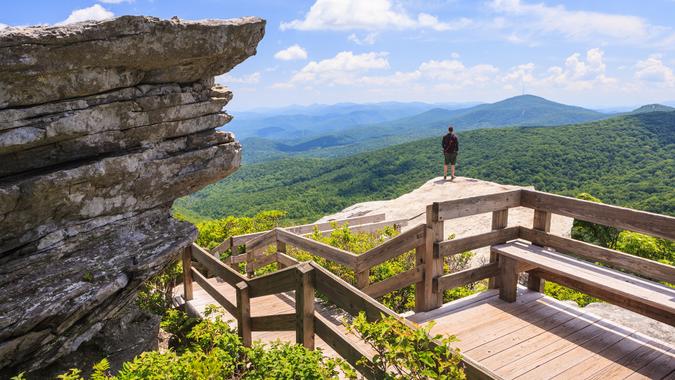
left=491, top=240, right=675, bottom=326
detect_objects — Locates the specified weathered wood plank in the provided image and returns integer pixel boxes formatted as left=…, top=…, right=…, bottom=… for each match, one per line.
left=211, top=236, right=233, bottom=255
left=435, top=227, right=519, bottom=257
left=182, top=246, right=193, bottom=301
left=191, top=268, right=237, bottom=316
left=519, top=226, right=675, bottom=284
left=276, top=252, right=300, bottom=267
left=235, top=281, right=251, bottom=347
left=296, top=264, right=315, bottom=349
left=250, top=313, right=295, bottom=331
left=435, top=263, right=499, bottom=292
left=311, top=262, right=396, bottom=322
left=315, top=219, right=408, bottom=238
left=489, top=209, right=509, bottom=289
left=245, top=252, right=278, bottom=273
left=422, top=204, right=444, bottom=311
left=190, top=243, right=247, bottom=286
left=521, top=189, right=675, bottom=240
left=357, top=223, right=426, bottom=270
left=229, top=214, right=387, bottom=247
left=531, top=268, right=675, bottom=326
left=244, top=229, right=278, bottom=253
left=434, top=189, right=521, bottom=221
left=528, top=209, right=551, bottom=292
left=277, top=228, right=358, bottom=268
left=314, top=314, right=385, bottom=380
left=246, top=265, right=299, bottom=298
left=499, top=255, right=519, bottom=302
left=363, top=265, right=424, bottom=299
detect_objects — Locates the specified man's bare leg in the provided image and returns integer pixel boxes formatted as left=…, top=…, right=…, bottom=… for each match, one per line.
left=451, top=164, right=455, bottom=180
left=443, top=164, right=448, bottom=180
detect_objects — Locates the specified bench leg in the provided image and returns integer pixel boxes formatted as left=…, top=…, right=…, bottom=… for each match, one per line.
left=527, top=271, right=545, bottom=292
left=499, top=256, right=519, bottom=302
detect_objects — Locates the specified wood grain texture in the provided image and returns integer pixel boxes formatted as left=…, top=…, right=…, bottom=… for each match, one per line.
left=190, top=243, right=247, bottom=286
left=434, top=189, right=521, bottom=221
left=521, top=189, right=675, bottom=240
left=435, top=263, right=499, bottom=292
left=277, top=228, right=358, bottom=268
left=235, top=281, right=251, bottom=346
left=246, top=265, right=298, bottom=298
left=250, top=313, right=296, bottom=331
left=296, top=264, right=315, bottom=349
left=357, top=223, right=425, bottom=270
left=436, top=227, right=519, bottom=258
left=182, top=246, right=193, bottom=301
left=362, top=265, right=424, bottom=298
left=192, top=267, right=237, bottom=316
left=499, top=255, right=519, bottom=302
left=519, top=226, right=675, bottom=284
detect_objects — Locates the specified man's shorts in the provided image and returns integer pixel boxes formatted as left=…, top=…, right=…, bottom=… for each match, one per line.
left=444, top=151, right=457, bottom=165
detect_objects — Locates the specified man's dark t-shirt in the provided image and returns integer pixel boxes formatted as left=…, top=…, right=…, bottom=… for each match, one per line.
left=442, top=133, right=459, bottom=153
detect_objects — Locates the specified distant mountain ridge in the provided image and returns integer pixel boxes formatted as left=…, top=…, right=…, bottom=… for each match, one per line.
left=241, top=95, right=611, bottom=163
left=628, top=104, right=675, bottom=114
left=174, top=111, right=675, bottom=222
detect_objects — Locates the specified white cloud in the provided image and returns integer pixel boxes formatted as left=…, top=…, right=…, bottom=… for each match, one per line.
left=280, top=0, right=470, bottom=32
left=216, top=72, right=262, bottom=85
left=98, top=0, right=134, bottom=3
left=56, top=4, right=114, bottom=26
left=281, top=51, right=389, bottom=87
left=635, top=56, right=675, bottom=87
left=274, top=44, right=308, bottom=61
left=0, top=23, right=8, bottom=30
left=490, top=0, right=656, bottom=44
left=348, top=32, right=378, bottom=45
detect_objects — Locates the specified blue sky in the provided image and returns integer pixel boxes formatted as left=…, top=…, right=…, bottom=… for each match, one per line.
left=3, top=0, right=675, bottom=110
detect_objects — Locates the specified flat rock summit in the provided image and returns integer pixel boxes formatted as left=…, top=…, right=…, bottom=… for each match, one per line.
left=0, top=16, right=264, bottom=375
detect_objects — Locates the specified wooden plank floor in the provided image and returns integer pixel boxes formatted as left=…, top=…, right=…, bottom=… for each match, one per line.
left=186, top=280, right=675, bottom=380
left=410, top=287, right=675, bottom=380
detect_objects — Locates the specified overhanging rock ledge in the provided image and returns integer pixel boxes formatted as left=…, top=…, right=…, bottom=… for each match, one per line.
left=0, top=15, right=265, bottom=375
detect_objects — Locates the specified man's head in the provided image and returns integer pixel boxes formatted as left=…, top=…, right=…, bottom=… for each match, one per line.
left=448, top=126, right=454, bottom=133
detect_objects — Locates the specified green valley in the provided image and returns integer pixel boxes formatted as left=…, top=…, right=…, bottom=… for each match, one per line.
left=174, top=111, right=675, bottom=223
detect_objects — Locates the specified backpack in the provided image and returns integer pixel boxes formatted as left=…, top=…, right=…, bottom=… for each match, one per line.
left=443, top=133, right=458, bottom=153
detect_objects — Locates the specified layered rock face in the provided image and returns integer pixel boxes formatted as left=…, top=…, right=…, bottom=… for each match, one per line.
left=0, top=16, right=264, bottom=375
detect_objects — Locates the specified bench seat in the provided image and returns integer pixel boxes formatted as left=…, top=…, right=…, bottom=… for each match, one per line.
left=491, top=240, right=675, bottom=326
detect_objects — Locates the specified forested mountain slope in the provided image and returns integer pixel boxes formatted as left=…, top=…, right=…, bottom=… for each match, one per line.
left=174, top=111, right=674, bottom=223
left=241, top=95, right=610, bottom=163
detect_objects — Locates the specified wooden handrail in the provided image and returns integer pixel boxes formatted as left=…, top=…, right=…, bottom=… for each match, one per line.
left=520, top=189, right=675, bottom=240
left=362, top=264, right=424, bottom=298
left=433, top=189, right=521, bottom=221
left=356, top=223, right=426, bottom=271
left=191, top=267, right=237, bottom=316
left=277, top=228, right=359, bottom=268
left=245, top=264, right=300, bottom=298
left=190, top=243, right=246, bottom=286
left=435, top=227, right=520, bottom=257
left=434, top=263, right=499, bottom=293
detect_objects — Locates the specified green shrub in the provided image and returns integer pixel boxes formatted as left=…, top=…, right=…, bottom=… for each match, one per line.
left=348, top=312, right=466, bottom=379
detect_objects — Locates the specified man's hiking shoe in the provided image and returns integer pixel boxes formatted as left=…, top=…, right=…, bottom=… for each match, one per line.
left=451, top=176, right=456, bottom=181
left=443, top=175, right=447, bottom=180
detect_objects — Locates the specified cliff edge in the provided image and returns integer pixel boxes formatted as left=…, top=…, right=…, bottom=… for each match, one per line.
left=0, top=16, right=264, bottom=375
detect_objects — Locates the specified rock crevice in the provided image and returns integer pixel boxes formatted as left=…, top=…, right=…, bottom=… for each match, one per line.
left=0, top=15, right=265, bottom=375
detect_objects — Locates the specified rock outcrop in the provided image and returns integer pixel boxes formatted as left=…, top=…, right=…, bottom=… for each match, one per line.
left=0, top=16, right=264, bottom=375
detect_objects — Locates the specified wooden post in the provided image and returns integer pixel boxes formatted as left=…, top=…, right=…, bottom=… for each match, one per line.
left=414, top=243, right=426, bottom=313
left=488, top=209, right=509, bottom=289
left=356, top=269, right=369, bottom=289
left=236, top=281, right=252, bottom=347
left=499, top=255, right=518, bottom=302
left=527, top=209, right=551, bottom=292
left=182, top=246, right=193, bottom=301
left=419, top=204, right=443, bottom=311
left=296, top=264, right=315, bottom=349
left=277, top=241, right=287, bottom=269
left=246, top=247, right=255, bottom=278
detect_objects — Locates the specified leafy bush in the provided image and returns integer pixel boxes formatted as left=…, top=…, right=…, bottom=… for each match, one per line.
left=136, top=261, right=183, bottom=316
left=348, top=312, right=466, bottom=379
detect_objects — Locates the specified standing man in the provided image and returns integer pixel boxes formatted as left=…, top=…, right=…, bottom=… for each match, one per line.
left=442, top=126, right=459, bottom=181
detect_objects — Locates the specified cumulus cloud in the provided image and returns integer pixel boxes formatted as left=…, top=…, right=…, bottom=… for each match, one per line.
left=274, top=44, right=308, bottom=61
left=280, top=0, right=470, bottom=32
left=490, top=0, right=660, bottom=44
left=635, top=56, right=675, bottom=86
left=280, top=51, right=389, bottom=87
left=216, top=72, right=262, bottom=85
left=0, top=23, right=8, bottom=30
left=56, top=4, right=114, bottom=26
left=348, top=32, right=378, bottom=45
left=98, top=0, right=134, bottom=3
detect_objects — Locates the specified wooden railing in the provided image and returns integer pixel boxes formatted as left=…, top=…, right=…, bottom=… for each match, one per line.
left=181, top=188, right=675, bottom=379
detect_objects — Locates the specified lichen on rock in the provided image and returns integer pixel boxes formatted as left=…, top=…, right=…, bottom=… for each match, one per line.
left=0, top=15, right=265, bottom=376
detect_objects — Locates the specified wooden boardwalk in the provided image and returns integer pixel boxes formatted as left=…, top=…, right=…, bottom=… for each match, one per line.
left=186, top=281, right=674, bottom=380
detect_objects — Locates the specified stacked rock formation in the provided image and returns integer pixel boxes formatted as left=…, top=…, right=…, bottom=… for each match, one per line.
left=0, top=16, right=264, bottom=375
